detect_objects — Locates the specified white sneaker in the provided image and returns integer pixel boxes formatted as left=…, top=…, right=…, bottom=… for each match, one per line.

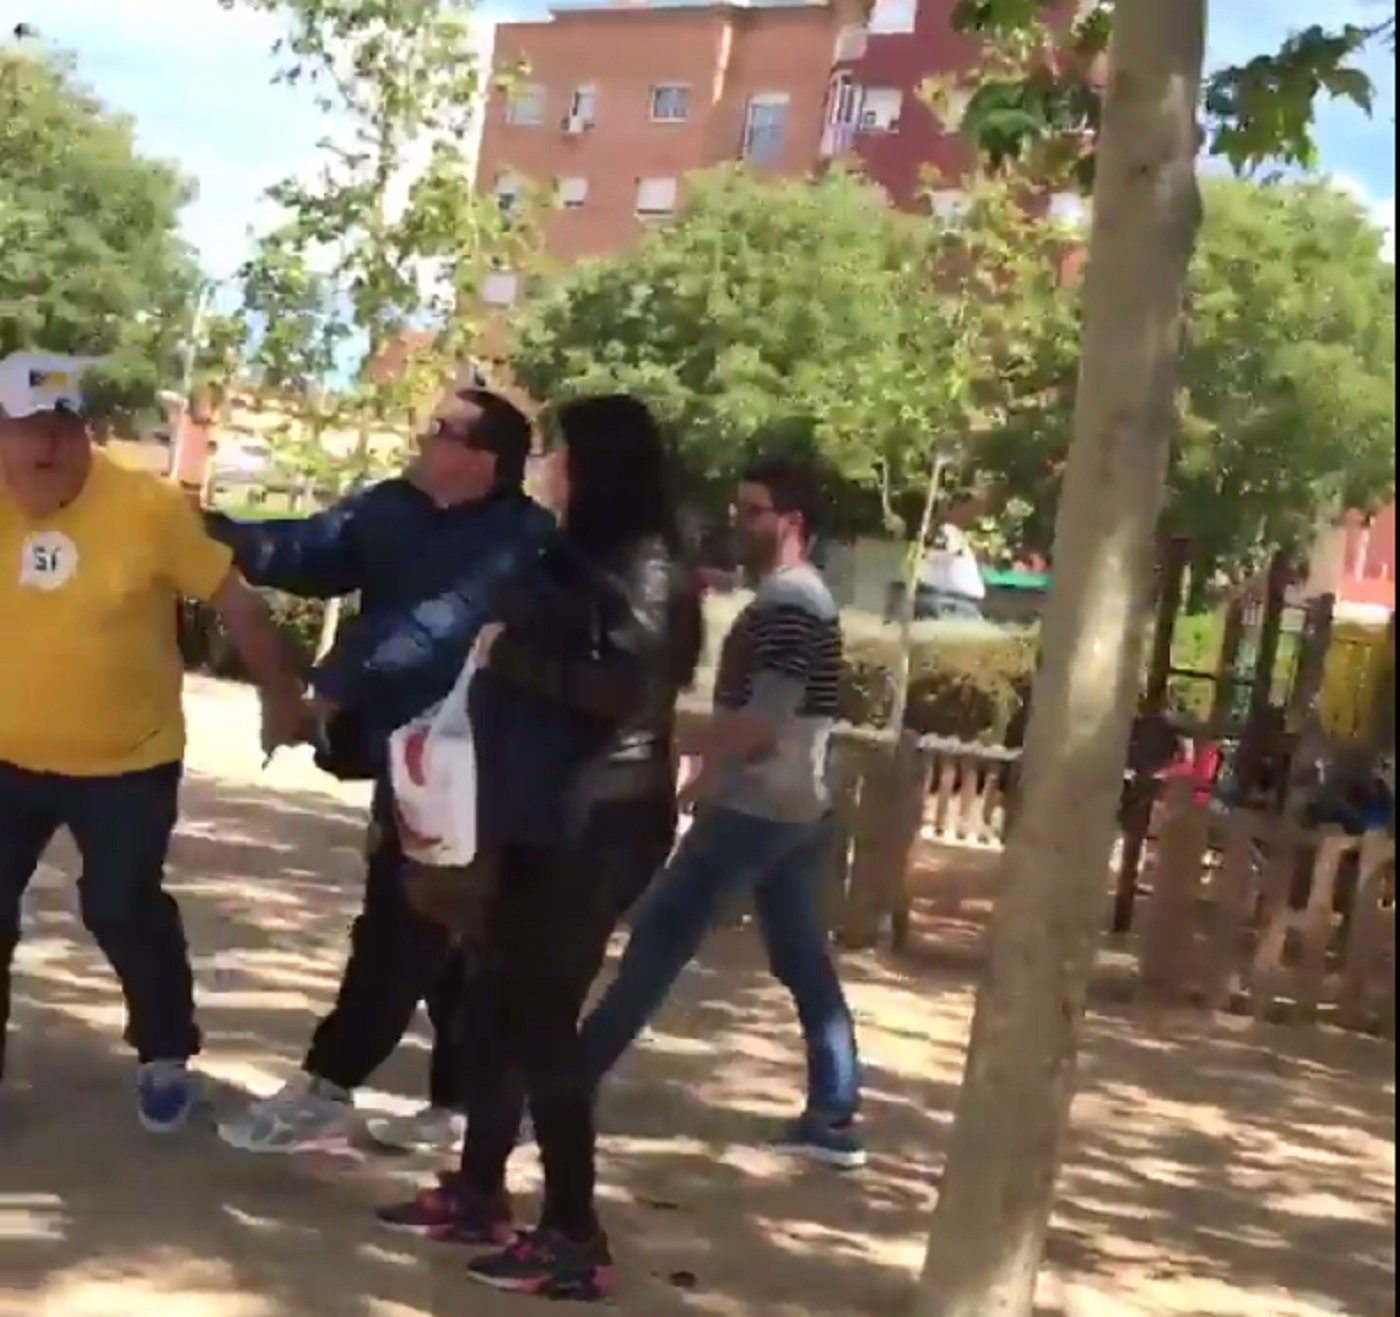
left=365, top=1105, right=465, bottom=1152
left=218, top=1074, right=355, bottom=1154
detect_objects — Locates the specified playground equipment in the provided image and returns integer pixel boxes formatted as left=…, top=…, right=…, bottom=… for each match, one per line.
left=1116, top=537, right=1393, bottom=932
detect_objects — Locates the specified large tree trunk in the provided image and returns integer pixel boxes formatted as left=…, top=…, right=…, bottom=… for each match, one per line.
left=911, top=6, right=1206, bottom=1315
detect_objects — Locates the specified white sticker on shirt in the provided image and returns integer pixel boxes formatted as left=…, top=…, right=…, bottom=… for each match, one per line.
left=18, top=531, right=79, bottom=592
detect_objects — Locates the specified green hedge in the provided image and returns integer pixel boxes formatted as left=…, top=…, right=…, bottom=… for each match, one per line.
left=181, top=597, right=1228, bottom=748
left=839, top=632, right=1038, bottom=743
left=179, top=594, right=333, bottom=679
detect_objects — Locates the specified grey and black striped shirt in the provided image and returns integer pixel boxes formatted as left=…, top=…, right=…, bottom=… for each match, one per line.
left=712, top=564, right=842, bottom=822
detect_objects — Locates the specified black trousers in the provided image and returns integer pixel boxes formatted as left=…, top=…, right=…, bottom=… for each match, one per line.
left=0, top=760, right=197, bottom=1083
left=304, top=784, right=466, bottom=1106
left=459, top=793, right=677, bottom=1240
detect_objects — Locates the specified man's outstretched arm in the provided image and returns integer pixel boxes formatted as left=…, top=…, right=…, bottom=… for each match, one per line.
left=205, top=497, right=365, bottom=600
left=210, top=570, right=311, bottom=756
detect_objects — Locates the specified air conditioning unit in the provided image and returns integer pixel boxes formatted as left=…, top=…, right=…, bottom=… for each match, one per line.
left=562, top=113, right=588, bottom=135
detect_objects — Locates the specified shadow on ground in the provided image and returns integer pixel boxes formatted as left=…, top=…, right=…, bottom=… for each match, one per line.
left=2, top=770, right=1395, bottom=1317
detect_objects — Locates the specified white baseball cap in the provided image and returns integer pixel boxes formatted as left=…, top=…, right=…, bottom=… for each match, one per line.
left=0, top=351, right=100, bottom=420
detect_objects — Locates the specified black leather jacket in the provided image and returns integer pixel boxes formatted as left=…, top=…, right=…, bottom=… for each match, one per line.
left=471, top=533, right=702, bottom=846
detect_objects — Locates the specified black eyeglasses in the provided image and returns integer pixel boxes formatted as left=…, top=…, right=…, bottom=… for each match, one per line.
left=425, top=416, right=488, bottom=450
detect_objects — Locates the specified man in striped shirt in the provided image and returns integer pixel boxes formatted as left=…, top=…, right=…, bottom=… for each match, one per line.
left=582, top=459, right=864, bottom=1169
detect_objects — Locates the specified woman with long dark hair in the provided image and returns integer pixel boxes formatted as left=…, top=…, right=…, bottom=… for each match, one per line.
left=377, top=394, right=702, bottom=1302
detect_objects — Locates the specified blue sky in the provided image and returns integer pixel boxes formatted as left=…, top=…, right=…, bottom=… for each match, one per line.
left=8, top=0, right=1396, bottom=272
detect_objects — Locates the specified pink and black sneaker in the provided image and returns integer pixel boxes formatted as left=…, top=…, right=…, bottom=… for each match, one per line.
left=467, top=1228, right=616, bottom=1301
left=376, top=1172, right=515, bottom=1246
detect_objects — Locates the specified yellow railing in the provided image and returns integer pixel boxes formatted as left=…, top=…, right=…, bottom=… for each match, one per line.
left=1319, top=620, right=1395, bottom=741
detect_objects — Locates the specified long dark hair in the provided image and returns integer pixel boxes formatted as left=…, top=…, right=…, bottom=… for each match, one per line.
left=557, top=394, right=702, bottom=688
left=557, top=394, right=680, bottom=555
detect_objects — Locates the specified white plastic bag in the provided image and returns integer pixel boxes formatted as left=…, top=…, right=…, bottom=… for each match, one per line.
left=388, top=656, right=480, bottom=867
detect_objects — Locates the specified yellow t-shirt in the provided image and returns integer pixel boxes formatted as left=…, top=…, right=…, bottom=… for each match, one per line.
left=0, top=451, right=233, bottom=777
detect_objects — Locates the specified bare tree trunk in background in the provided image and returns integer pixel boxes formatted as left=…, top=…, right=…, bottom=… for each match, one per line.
left=911, top=5, right=1206, bottom=1314
left=889, top=455, right=949, bottom=734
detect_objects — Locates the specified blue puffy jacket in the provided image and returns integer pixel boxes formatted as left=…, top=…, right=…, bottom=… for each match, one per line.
left=209, top=480, right=555, bottom=775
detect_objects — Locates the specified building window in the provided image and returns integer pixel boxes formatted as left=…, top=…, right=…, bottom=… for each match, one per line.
left=931, top=189, right=967, bottom=225
left=650, top=84, right=691, bottom=123
left=636, top=176, right=679, bottom=218
left=558, top=176, right=589, bottom=209
left=821, top=73, right=860, bottom=158
left=481, top=270, right=519, bottom=306
left=742, top=94, right=789, bottom=166
left=858, top=87, right=903, bottom=134
left=565, top=84, right=598, bottom=130
left=505, top=83, right=545, bottom=126
left=868, top=0, right=917, bottom=34
left=494, top=172, right=523, bottom=215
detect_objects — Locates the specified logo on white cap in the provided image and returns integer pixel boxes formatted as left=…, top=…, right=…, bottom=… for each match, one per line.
left=0, top=351, right=97, bottom=420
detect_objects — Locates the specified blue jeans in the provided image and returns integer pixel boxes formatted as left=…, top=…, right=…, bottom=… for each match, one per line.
left=582, top=806, right=861, bottom=1123
left=0, top=760, right=198, bottom=1082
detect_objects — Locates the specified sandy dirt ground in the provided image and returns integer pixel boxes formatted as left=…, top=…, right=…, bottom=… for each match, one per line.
left=1, top=677, right=1395, bottom=1317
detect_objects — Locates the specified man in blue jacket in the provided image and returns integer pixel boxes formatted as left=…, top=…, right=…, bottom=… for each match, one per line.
left=211, top=388, right=553, bottom=1154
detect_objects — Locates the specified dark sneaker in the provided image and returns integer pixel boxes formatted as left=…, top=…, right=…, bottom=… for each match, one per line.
left=137, top=1061, right=198, bottom=1134
left=775, top=1114, right=868, bottom=1171
left=467, top=1229, right=616, bottom=1301
left=376, top=1172, right=515, bottom=1245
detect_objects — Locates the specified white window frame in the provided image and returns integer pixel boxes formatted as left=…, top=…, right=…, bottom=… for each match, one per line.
left=742, top=92, right=790, bottom=166
left=857, top=87, right=903, bottom=134
left=569, top=84, right=598, bottom=127
left=558, top=176, right=589, bottom=209
left=505, top=82, right=546, bottom=126
left=868, top=0, right=917, bottom=35
left=494, top=172, right=523, bottom=218
left=481, top=270, right=519, bottom=307
left=649, top=83, right=691, bottom=123
left=635, top=176, right=679, bottom=218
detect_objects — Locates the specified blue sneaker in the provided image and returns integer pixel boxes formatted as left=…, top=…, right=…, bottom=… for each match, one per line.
left=138, top=1060, right=197, bottom=1134
left=774, top=1114, right=868, bottom=1171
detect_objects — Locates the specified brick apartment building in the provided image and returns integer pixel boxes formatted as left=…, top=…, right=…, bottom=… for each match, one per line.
left=473, top=0, right=996, bottom=305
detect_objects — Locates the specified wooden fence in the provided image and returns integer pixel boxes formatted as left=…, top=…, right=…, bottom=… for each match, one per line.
left=1139, top=780, right=1396, bottom=1035
left=675, top=705, right=1020, bottom=949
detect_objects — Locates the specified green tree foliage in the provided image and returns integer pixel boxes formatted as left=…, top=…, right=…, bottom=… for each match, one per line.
left=1174, top=177, right=1396, bottom=585
left=0, top=44, right=198, bottom=416
left=511, top=168, right=941, bottom=522
left=221, top=0, right=524, bottom=456
left=511, top=167, right=1077, bottom=530
left=981, top=177, right=1398, bottom=580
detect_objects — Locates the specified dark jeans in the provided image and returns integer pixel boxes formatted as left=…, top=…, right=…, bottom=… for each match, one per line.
left=0, top=760, right=198, bottom=1083
left=459, top=794, right=677, bottom=1241
left=583, top=806, right=862, bottom=1124
left=304, top=785, right=465, bottom=1106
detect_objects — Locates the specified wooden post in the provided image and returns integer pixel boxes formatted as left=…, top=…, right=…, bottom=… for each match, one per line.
left=1200, top=810, right=1263, bottom=1010
left=1247, top=550, right=1292, bottom=723
left=1294, top=832, right=1350, bottom=1023
left=1339, top=829, right=1398, bottom=1032
left=1287, top=592, right=1336, bottom=729
left=1146, top=534, right=1190, bottom=713
left=1209, top=598, right=1247, bottom=731
left=1139, top=779, right=1208, bottom=1007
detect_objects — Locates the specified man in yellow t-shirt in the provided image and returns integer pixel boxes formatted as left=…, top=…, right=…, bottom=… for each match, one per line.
left=0, top=354, right=307, bottom=1133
